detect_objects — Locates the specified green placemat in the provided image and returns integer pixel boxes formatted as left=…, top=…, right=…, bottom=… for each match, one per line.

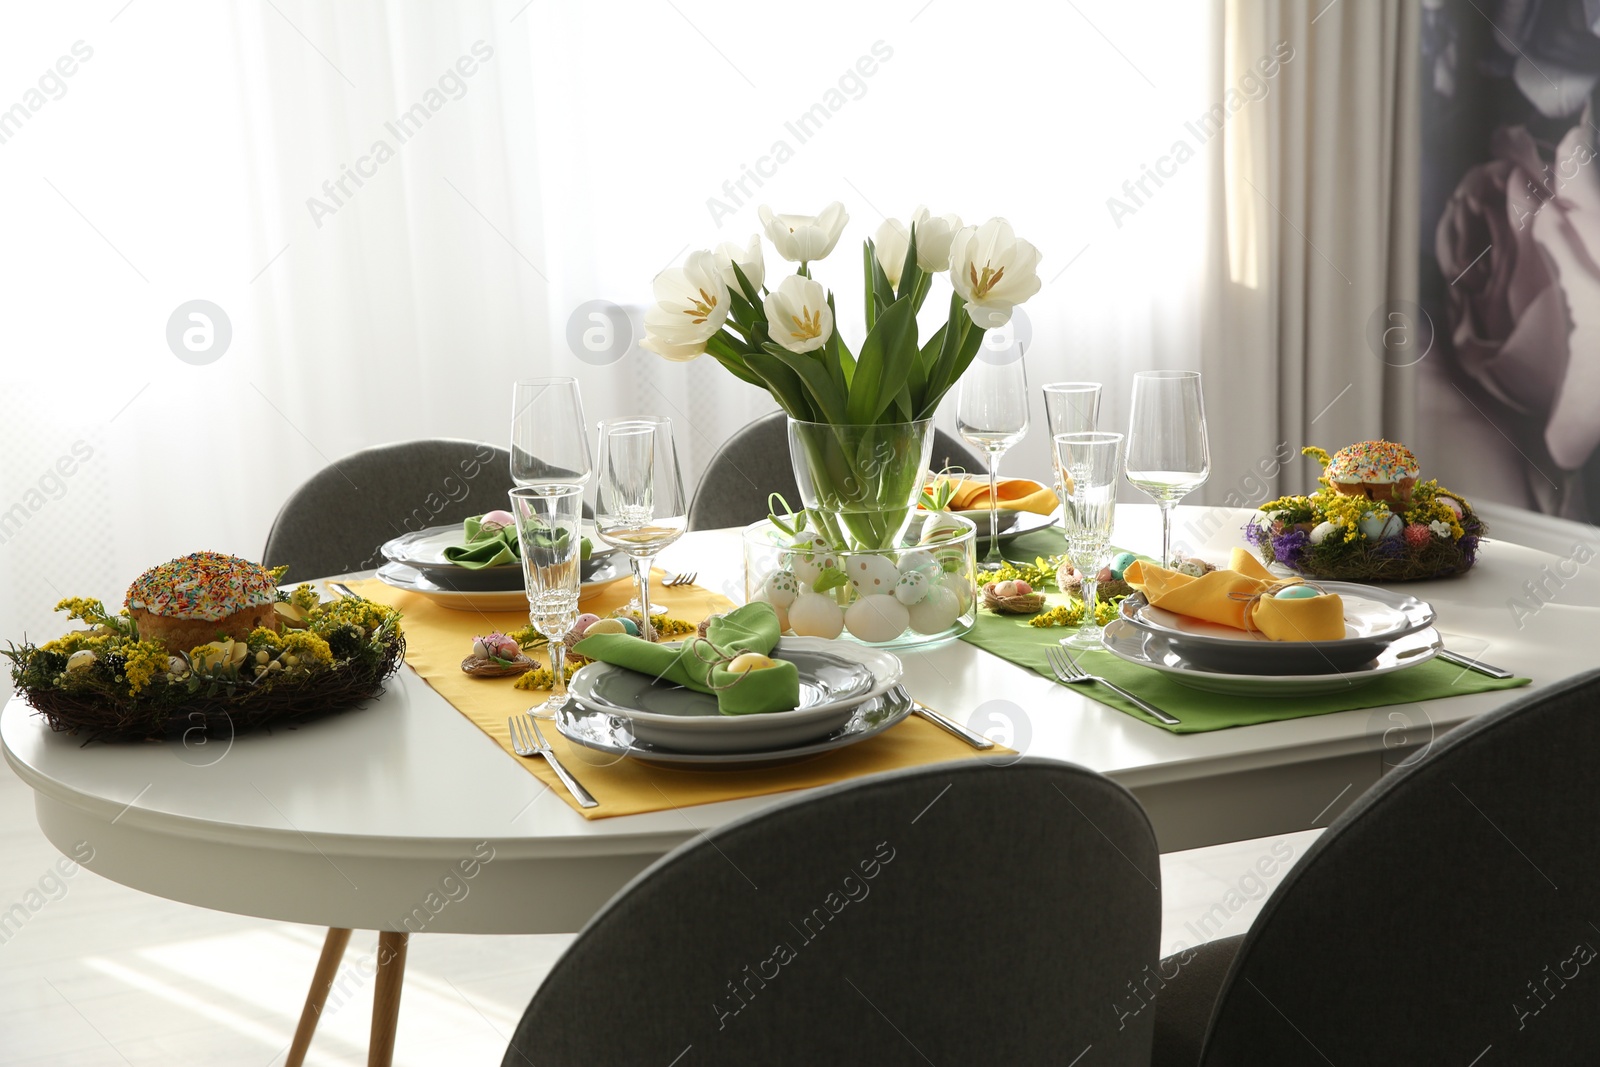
left=960, top=594, right=1530, bottom=733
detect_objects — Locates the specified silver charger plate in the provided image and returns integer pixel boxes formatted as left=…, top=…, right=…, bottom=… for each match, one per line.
left=1118, top=581, right=1436, bottom=675
left=375, top=559, right=628, bottom=611
left=381, top=522, right=621, bottom=592
left=1101, top=618, right=1442, bottom=696
left=568, top=638, right=903, bottom=752
left=554, top=685, right=915, bottom=768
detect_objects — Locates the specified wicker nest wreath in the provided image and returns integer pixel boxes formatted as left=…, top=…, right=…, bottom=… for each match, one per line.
left=1246, top=445, right=1486, bottom=583
left=5, top=554, right=404, bottom=742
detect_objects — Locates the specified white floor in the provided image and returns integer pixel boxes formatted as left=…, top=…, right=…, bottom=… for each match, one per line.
left=0, top=749, right=1322, bottom=1066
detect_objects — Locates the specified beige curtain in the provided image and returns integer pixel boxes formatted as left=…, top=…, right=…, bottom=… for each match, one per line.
left=1200, top=0, right=1421, bottom=507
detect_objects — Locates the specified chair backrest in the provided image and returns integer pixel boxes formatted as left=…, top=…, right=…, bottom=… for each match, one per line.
left=1198, top=668, right=1600, bottom=1065
left=504, top=757, right=1162, bottom=1066
left=262, top=438, right=513, bottom=581
left=686, top=411, right=984, bottom=531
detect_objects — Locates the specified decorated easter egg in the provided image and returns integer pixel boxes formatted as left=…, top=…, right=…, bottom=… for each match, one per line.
left=941, top=572, right=975, bottom=612
left=920, top=512, right=966, bottom=544
left=789, top=537, right=838, bottom=585
left=65, top=649, right=97, bottom=672
left=1109, top=551, right=1138, bottom=579
left=1309, top=521, right=1337, bottom=546
left=907, top=586, right=962, bottom=634
left=1176, top=559, right=1207, bottom=578
left=1358, top=510, right=1403, bottom=541
left=1437, top=495, right=1464, bottom=518
left=764, top=569, right=801, bottom=608
left=844, top=594, right=910, bottom=643
left=893, top=570, right=930, bottom=605
left=727, top=652, right=777, bottom=672
left=843, top=553, right=899, bottom=596
left=616, top=617, right=640, bottom=636
left=896, top=550, right=938, bottom=577
left=788, top=592, right=844, bottom=639
left=584, top=618, right=628, bottom=637
left=479, top=509, right=515, bottom=529
left=1274, top=584, right=1321, bottom=599
left=571, top=613, right=601, bottom=636
left=991, top=579, right=1032, bottom=597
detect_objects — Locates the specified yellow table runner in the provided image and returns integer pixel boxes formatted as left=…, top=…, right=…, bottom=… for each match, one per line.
left=343, top=574, right=1001, bottom=818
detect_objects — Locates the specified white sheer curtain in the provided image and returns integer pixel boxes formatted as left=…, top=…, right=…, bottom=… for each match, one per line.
left=0, top=0, right=1217, bottom=650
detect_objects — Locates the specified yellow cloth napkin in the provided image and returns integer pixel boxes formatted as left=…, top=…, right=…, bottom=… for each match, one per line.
left=340, top=573, right=1004, bottom=818
left=939, top=477, right=1059, bottom=516
left=1123, top=548, right=1346, bottom=642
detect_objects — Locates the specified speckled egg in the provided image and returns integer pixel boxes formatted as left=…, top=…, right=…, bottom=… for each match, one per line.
left=616, top=617, right=641, bottom=636
left=908, top=586, right=962, bottom=634
left=584, top=618, right=628, bottom=637
left=1359, top=510, right=1403, bottom=541
left=764, top=569, right=801, bottom=608
left=844, top=594, right=910, bottom=643
left=788, top=534, right=837, bottom=585
left=1109, top=551, right=1138, bottom=579
left=893, top=570, right=930, bottom=605
left=788, top=592, right=844, bottom=639
left=1274, top=584, right=1321, bottom=599
left=1176, top=559, right=1208, bottom=578
left=1309, top=521, right=1337, bottom=546
left=843, top=554, right=899, bottom=596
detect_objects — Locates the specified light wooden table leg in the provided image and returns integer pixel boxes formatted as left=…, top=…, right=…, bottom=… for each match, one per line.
left=369, top=931, right=409, bottom=1067
left=286, top=927, right=352, bottom=1067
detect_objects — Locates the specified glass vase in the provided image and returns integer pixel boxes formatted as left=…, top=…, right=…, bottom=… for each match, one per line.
left=786, top=418, right=935, bottom=552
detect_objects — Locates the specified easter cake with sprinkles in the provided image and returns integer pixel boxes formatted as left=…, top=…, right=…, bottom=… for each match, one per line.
left=126, top=551, right=284, bottom=650
left=1246, top=444, right=1485, bottom=582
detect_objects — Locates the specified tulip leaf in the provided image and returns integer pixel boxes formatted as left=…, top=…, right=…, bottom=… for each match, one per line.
left=729, top=261, right=762, bottom=305
left=758, top=343, right=847, bottom=424
left=704, top=336, right=766, bottom=389
left=897, top=227, right=923, bottom=303
left=846, top=297, right=917, bottom=424
left=741, top=346, right=816, bottom=420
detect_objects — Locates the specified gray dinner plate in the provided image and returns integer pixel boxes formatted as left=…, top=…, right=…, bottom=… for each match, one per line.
left=568, top=638, right=900, bottom=752
left=957, top=508, right=1058, bottom=545
left=554, top=685, right=914, bottom=768
left=1118, top=581, right=1436, bottom=675
left=1101, top=619, right=1442, bottom=696
left=380, top=523, right=621, bottom=592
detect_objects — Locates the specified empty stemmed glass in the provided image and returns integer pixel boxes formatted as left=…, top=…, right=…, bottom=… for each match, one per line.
left=1041, top=381, right=1101, bottom=498
left=508, top=485, right=585, bottom=717
left=593, top=417, right=686, bottom=641
left=511, top=377, right=593, bottom=487
left=1055, top=432, right=1123, bottom=651
left=1124, top=370, right=1209, bottom=568
left=957, top=352, right=1030, bottom=571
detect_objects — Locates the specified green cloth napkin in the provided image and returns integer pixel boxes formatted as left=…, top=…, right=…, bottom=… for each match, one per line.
left=961, top=591, right=1530, bottom=733
left=443, top=515, right=591, bottom=570
left=574, top=602, right=801, bottom=715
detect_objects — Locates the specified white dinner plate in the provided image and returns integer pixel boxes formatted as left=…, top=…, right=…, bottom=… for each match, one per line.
left=566, top=638, right=904, bottom=753
left=1119, top=582, right=1436, bottom=675
left=375, top=560, right=628, bottom=611
left=1101, top=618, right=1442, bottom=696
left=555, top=685, right=915, bottom=768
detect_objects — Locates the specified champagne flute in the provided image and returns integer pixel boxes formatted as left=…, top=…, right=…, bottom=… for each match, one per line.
left=1041, top=381, right=1101, bottom=500
left=1124, top=370, right=1209, bottom=568
left=1055, top=432, right=1123, bottom=650
left=511, top=378, right=593, bottom=487
left=593, top=417, right=686, bottom=641
left=957, top=353, right=1030, bottom=571
left=508, top=485, right=585, bottom=717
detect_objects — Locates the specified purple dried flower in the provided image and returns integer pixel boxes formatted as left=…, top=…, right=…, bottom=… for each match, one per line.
left=1243, top=520, right=1269, bottom=549
left=1273, top=528, right=1310, bottom=567
left=1460, top=535, right=1479, bottom=565
left=1373, top=537, right=1406, bottom=560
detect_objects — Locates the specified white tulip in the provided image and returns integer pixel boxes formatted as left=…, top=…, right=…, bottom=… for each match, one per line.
left=640, top=250, right=730, bottom=362
left=714, top=234, right=765, bottom=297
left=763, top=274, right=834, bottom=354
left=758, top=201, right=849, bottom=264
left=948, top=217, right=1043, bottom=328
left=874, top=207, right=964, bottom=287
left=873, top=217, right=910, bottom=287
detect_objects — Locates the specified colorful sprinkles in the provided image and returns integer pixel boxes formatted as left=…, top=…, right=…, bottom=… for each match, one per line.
left=1326, top=440, right=1418, bottom=485
left=125, top=552, right=279, bottom=621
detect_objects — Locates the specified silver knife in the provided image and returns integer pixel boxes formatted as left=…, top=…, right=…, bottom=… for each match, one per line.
left=1438, top=648, right=1514, bottom=679
left=913, top=703, right=995, bottom=749
left=328, top=581, right=359, bottom=600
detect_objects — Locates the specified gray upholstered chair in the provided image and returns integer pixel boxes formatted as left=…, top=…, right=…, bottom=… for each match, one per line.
left=503, top=757, right=1162, bottom=1066
left=1152, top=667, right=1600, bottom=1065
left=686, top=411, right=984, bottom=531
left=262, top=438, right=514, bottom=581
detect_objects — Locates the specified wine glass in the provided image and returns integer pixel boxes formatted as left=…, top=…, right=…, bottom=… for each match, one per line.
left=1055, top=431, right=1123, bottom=650
left=593, top=417, right=686, bottom=641
left=508, top=485, right=585, bottom=718
left=511, top=378, right=593, bottom=487
left=1124, top=370, right=1210, bottom=569
left=1041, top=381, right=1101, bottom=499
left=956, top=353, right=1030, bottom=571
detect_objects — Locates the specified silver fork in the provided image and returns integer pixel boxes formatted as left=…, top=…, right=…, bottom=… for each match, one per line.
left=664, top=571, right=698, bottom=587
left=507, top=714, right=598, bottom=809
left=1044, top=646, right=1181, bottom=726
